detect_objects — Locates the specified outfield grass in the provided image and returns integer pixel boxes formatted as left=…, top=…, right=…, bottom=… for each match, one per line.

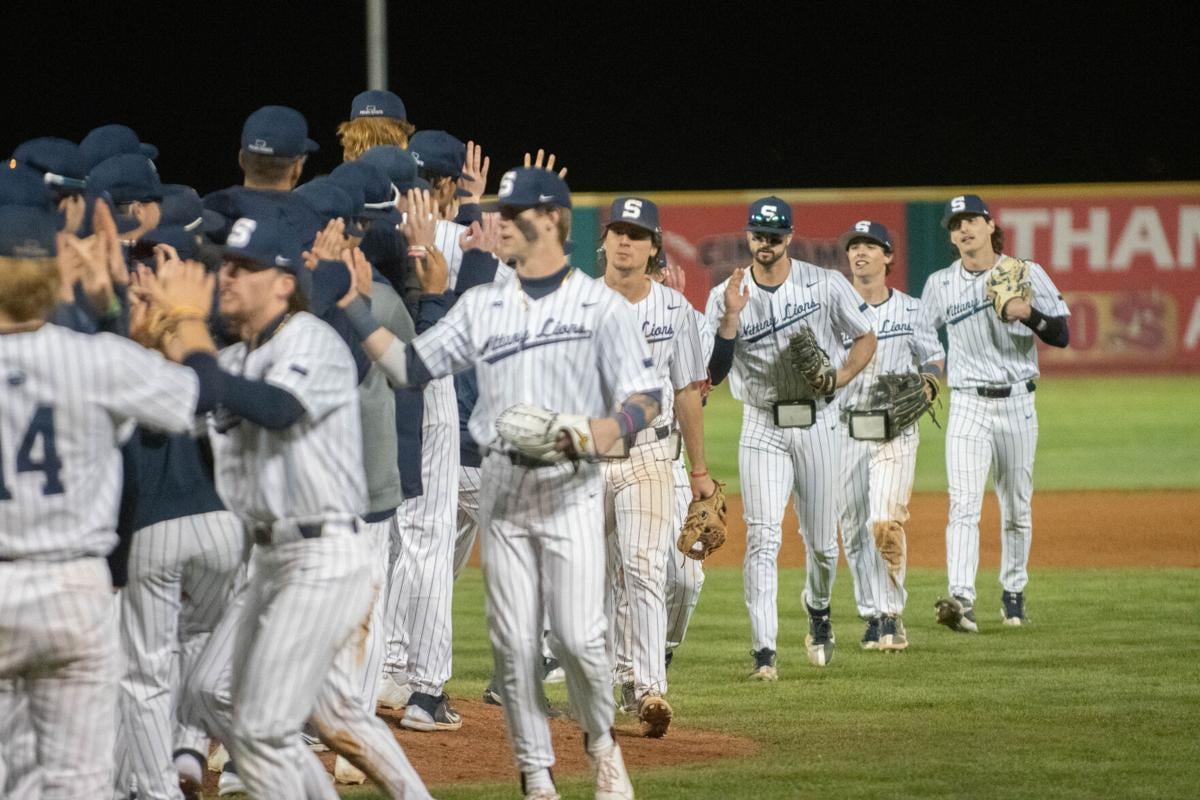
left=700, top=375, right=1200, bottom=493
left=350, top=566, right=1200, bottom=799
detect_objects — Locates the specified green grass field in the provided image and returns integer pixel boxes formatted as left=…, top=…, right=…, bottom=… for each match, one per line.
left=346, top=375, right=1200, bottom=799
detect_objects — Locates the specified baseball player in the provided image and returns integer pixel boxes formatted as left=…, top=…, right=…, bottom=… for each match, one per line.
left=0, top=205, right=209, bottom=800
left=706, top=196, right=876, bottom=676
left=836, top=221, right=944, bottom=651
left=599, top=196, right=711, bottom=738
left=338, top=89, right=416, bottom=160
left=922, top=194, right=1070, bottom=631
left=145, top=217, right=430, bottom=799
left=341, top=166, right=652, bottom=800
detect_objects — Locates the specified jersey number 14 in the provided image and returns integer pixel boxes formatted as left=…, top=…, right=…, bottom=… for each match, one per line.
left=0, top=405, right=64, bottom=500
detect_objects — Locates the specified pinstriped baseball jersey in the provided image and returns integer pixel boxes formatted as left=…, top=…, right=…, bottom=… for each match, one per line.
left=705, top=259, right=873, bottom=405
left=435, top=219, right=465, bottom=289
left=210, top=312, right=366, bottom=522
left=411, top=269, right=660, bottom=446
left=921, top=257, right=1069, bottom=389
left=694, top=308, right=714, bottom=364
left=1, top=326, right=199, bottom=560
left=839, top=289, right=944, bottom=410
left=631, top=282, right=706, bottom=426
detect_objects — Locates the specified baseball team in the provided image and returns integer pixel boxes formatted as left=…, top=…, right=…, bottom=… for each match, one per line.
left=0, top=90, right=1071, bottom=800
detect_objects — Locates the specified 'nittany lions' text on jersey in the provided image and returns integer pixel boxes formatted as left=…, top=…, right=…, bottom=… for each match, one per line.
left=921, top=257, right=1069, bottom=389
left=628, top=282, right=706, bottom=426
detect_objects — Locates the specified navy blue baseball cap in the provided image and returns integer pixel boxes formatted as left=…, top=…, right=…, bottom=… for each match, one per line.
left=607, top=196, right=661, bottom=234
left=327, top=161, right=400, bottom=224
left=221, top=217, right=305, bottom=274
left=842, top=220, right=893, bottom=252
left=487, top=167, right=572, bottom=210
left=0, top=163, right=57, bottom=211
left=160, top=184, right=224, bottom=233
left=942, top=194, right=991, bottom=228
left=350, top=89, right=407, bottom=121
left=358, top=145, right=431, bottom=192
left=746, top=196, right=793, bottom=234
left=409, top=130, right=465, bottom=180
left=88, top=155, right=163, bottom=204
left=137, top=225, right=201, bottom=261
left=0, top=205, right=58, bottom=257
left=295, top=178, right=366, bottom=238
left=241, top=106, right=319, bottom=158
left=79, top=124, right=158, bottom=172
left=13, top=138, right=87, bottom=195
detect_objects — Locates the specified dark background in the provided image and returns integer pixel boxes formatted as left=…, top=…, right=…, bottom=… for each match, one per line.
left=4, top=2, right=1197, bottom=196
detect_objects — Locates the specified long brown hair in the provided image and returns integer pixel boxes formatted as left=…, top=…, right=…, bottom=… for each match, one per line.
left=337, top=117, right=416, bottom=161
left=0, top=256, right=59, bottom=322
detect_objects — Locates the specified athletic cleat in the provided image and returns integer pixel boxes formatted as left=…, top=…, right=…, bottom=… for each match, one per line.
left=638, top=694, right=673, bottom=738
left=482, top=681, right=503, bottom=706
left=878, top=614, right=909, bottom=651
left=542, top=656, right=566, bottom=683
left=1001, top=590, right=1028, bottom=626
left=935, top=595, right=979, bottom=633
left=301, top=721, right=327, bottom=751
left=861, top=616, right=881, bottom=650
left=175, top=749, right=204, bottom=800
left=217, top=761, right=246, bottom=797
left=748, top=647, right=778, bottom=681
left=617, top=680, right=637, bottom=714
left=334, top=754, right=367, bottom=785
left=525, top=790, right=562, bottom=800
left=377, top=672, right=414, bottom=710
left=805, top=604, right=835, bottom=667
left=401, top=692, right=463, bottom=731
left=590, top=742, right=635, bottom=800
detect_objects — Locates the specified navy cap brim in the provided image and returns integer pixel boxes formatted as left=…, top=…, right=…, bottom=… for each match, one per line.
left=360, top=206, right=402, bottom=225
left=304, top=138, right=320, bottom=154
left=139, top=142, right=159, bottom=160
left=842, top=232, right=891, bottom=251
left=606, top=217, right=658, bottom=234
left=746, top=224, right=793, bottom=235
left=942, top=210, right=989, bottom=229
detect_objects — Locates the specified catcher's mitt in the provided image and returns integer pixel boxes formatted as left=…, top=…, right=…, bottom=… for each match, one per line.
left=867, top=372, right=935, bottom=437
left=986, top=256, right=1034, bottom=321
left=677, top=481, right=727, bottom=560
left=494, top=403, right=596, bottom=463
left=787, top=326, right=837, bottom=395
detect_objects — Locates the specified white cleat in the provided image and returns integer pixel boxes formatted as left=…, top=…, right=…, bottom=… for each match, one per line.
left=217, top=765, right=247, bottom=796
left=377, top=672, right=414, bottom=710
left=591, top=742, right=635, bottom=800
left=334, top=754, right=367, bottom=785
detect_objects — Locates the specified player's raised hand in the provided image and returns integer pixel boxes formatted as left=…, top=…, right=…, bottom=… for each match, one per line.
left=337, top=247, right=375, bottom=309
left=309, top=218, right=348, bottom=263
left=63, top=234, right=116, bottom=315
left=402, top=189, right=437, bottom=249
left=724, top=267, right=751, bottom=314
left=414, top=245, right=450, bottom=295
left=458, top=140, right=490, bottom=203
left=156, top=254, right=215, bottom=318
left=523, top=148, right=568, bottom=179
left=663, top=262, right=687, bottom=293
left=459, top=214, right=501, bottom=254
left=91, top=199, right=129, bottom=288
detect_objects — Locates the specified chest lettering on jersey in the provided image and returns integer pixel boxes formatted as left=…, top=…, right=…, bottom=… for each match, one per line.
left=642, top=319, right=675, bottom=343
left=481, top=319, right=593, bottom=364
left=878, top=319, right=914, bottom=340
left=742, top=299, right=821, bottom=343
left=946, top=299, right=990, bottom=325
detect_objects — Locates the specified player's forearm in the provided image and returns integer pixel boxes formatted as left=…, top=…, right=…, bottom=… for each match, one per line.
left=590, top=391, right=663, bottom=455
left=716, top=311, right=740, bottom=339
left=674, top=383, right=708, bottom=474
left=1020, top=306, right=1069, bottom=348
left=708, top=335, right=735, bottom=386
left=836, top=331, right=877, bottom=388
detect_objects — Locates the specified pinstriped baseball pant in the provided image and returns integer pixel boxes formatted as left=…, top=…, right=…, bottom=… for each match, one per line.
left=740, top=402, right=841, bottom=652
left=665, top=458, right=705, bottom=649
left=0, top=558, right=118, bottom=800
left=945, top=390, right=1038, bottom=602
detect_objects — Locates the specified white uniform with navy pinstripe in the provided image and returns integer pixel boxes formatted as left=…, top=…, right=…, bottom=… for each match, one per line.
left=197, top=312, right=429, bottom=799
left=0, top=326, right=200, bottom=800
left=837, top=290, right=944, bottom=618
left=605, top=282, right=706, bottom=702
left=706, top=260, right=873, bottom=652
left=410, top=268, right=659, bottom=775
left=922, top=257, right=1069, bottom=603
left=665, top=308, right=715, bottom=650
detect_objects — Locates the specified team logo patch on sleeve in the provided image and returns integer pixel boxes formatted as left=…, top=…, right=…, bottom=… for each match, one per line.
left=643, top=358, right=653, bottom=368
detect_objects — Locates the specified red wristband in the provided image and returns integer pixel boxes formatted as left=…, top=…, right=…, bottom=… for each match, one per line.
left=689, top=469, right=709, bottom=478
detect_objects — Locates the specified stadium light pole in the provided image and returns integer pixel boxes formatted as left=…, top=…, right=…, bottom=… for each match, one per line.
left=366, top=0, right=388, bottom=90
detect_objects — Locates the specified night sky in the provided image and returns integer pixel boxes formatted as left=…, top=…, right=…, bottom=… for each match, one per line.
left=4, top=2, right=1197, bottom=196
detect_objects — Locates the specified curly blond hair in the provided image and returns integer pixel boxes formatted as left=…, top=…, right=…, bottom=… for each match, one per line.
left=337, top=116, right=416, bottom=161
left=0, top=256, right=59, bottom=322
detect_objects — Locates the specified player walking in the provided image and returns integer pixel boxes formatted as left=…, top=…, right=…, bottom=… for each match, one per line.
left=922, top=195, right=1070, bottom=631
left=599, top=197, right=712, bottom=737
left=706, top=197, right=876, bottom=676
left=835, top=221, right=944, bottom=650
left=342, top=167, right=655, bottom=799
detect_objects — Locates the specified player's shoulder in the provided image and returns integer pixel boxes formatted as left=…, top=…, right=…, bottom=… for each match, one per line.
left=889, top=287, right=919, bottom=307
left=280, top=310, right=345, bottom=348
left=925, top=262, right=959, bottom=288
left=650, top=281, right=688, bottom=308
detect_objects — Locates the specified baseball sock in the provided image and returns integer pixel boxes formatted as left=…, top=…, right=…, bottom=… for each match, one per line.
left=586, top=731, right=614, bottom=756
left=524, top=768, right=555, bottom=792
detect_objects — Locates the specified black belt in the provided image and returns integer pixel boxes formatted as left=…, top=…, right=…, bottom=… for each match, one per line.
left=632, top=425, right=672, bottom=446
left=249, top=520, right=344, bottom=546
left=974, top=380, right=1036, bottom=399
left=507, top=452, right=560, bottom=469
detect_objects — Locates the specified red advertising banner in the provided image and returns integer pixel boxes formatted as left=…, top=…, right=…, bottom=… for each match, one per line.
left=601, top=199, right=908, bottom=314
left=989, top=195, right=1200, bottom=371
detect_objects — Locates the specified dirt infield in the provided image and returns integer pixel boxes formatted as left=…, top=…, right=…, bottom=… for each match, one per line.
left=202, top=489, right=1192, bottom=795
left=704, top=489, right=1199, bottom=569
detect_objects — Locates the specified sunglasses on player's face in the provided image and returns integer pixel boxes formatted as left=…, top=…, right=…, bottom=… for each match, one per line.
left=606, top=223, right=653, bottom=241
left=750, top=232, right=787, bottom=246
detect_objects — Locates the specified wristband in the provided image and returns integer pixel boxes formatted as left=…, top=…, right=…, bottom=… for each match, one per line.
left=343, top=295, right=383, bottom=340
left=407, top=245, right=428, bottom=258
left=1021, top=306, right=1049, bottom=332
left=689, top=469, right=709, bottom=478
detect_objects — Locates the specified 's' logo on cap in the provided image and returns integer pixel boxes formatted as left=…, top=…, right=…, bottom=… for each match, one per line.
left=622, top=199, right=643, bottom=218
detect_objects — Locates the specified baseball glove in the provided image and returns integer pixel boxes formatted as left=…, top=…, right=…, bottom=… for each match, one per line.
left=677, top=481, right=727, bottom=560
left=787, top=326, right=837, bottom=395
left=986, top=256, right=1034, bottom=321
left=494, top=403, right=596, bottom=463
left=867, top=372, right=935, bottom=437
